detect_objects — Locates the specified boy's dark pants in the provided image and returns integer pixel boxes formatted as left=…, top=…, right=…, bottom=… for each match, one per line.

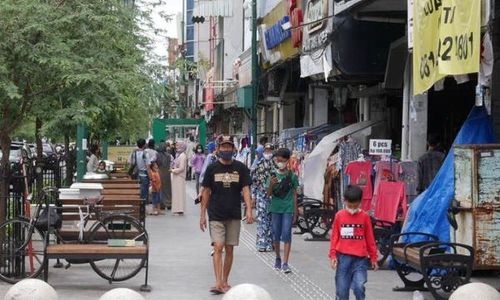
left=335, top=253, right=368, bottom=300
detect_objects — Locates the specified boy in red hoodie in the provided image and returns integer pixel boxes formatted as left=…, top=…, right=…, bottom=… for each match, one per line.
left=329, top=185, right=378, bottom=300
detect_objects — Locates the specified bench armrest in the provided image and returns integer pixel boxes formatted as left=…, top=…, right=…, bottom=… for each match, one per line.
left=418, top=242, right=474, bottom=259
left=389, top=232, right=439, bottom=248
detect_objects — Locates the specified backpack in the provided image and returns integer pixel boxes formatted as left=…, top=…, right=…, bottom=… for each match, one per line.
left=128, top=150, right=145, bottom=180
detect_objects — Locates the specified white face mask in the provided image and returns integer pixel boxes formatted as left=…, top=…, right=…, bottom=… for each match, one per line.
left=276, top=162, right=287, bottom=170
left=346, top=208, right=360, bottom=215
left=263, top=153, right=273, bottom=160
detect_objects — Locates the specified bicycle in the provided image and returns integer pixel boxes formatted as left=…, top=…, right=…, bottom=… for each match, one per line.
left=0, top=187, right=148, bottom=284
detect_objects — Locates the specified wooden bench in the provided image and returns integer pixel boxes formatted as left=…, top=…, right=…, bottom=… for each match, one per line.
left=390, top=232, right=474, bottom=300
left=82, top=179, right=145, bottom=224
left=44, top=212, right=151, bottom=291
left=55, top=198, right=142, bottom=241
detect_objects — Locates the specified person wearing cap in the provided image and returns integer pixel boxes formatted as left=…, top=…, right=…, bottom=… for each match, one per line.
left=200, top=135, right=254, bottom=295
left=251, top=143, right=276, bottom=252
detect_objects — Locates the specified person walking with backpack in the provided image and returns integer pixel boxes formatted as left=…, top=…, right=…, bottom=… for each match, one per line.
left=267, top=148, right=299, bottom=274
left=128, top=139, right=152, bottom=202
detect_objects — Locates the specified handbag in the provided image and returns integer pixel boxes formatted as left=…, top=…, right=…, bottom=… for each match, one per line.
left=273, top=172, right=293, bottom=198
left=36, top=206, right=62, bottom=231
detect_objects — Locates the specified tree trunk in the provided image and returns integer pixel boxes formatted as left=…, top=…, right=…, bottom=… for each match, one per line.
left=0, top=132, right=11, bottom=224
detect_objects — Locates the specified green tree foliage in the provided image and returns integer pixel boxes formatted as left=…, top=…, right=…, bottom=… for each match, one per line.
left=0, top=0, right=171, bottom=220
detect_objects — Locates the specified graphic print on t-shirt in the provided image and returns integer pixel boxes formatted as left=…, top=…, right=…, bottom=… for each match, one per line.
left=340, top=224, right=364, bottom=240
left=356, top=171, right=369, bottom=186
left=214, top=171, right=240, bottom=188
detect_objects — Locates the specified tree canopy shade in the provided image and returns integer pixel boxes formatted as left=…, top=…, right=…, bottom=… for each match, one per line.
left=0, top=0, right=171, bottom=221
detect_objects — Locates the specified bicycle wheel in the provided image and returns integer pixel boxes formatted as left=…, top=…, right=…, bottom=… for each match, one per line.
left=88, top=214, right=147, bottom=282
left=0, top=218, right=46, bottom=284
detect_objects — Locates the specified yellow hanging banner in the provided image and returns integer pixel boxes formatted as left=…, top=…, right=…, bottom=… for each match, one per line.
left=413, top=0, right=480, bottom=95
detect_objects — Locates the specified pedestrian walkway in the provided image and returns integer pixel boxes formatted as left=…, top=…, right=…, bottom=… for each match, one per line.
left=1, top=182, right=498, bottom=299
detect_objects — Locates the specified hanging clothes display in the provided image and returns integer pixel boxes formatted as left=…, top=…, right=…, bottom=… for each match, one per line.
left=398, top=161, right=418, bottom=203
left=323, top=156, right=341, bottom=208
left=338, top=137, right=362, bottom=170
left=371, top=160, right=401, bottom=209
left=374, top=181, right=407, bottom=223
left=345, top=160, right=373, bottom=211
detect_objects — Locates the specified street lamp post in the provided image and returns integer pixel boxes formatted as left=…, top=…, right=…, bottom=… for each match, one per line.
left=76, top=124, right=87, bottom=181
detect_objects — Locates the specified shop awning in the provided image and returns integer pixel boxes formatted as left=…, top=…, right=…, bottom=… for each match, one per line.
left=302, top=120, right=383, bottom=200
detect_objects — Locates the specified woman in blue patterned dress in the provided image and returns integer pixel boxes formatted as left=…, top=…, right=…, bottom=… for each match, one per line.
left=251, top=144, right=276, bottom=252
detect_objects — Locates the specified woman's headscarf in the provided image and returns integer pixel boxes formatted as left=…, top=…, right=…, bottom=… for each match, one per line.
left=255, top=144, right=264, bottom=159
left=157, top=142, right=167, bottom=153
left=206, top=141, right=216, bottom=154
left=175, top=141, right=187, bottom=153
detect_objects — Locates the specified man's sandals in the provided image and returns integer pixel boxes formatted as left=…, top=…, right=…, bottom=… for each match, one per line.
left=209, top=285, right=231, bottom=295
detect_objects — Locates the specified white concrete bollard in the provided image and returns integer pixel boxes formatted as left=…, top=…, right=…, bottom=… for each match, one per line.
left=222, top=283, right=273, bottom=300
left=449, top=282, right=500, bottom=300
left=99, top=288, right=145, bottom=300
left=3, top=279, right=58, bottom=300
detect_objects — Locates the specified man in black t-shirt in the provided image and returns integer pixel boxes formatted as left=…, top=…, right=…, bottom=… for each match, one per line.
left=200, top=135, right=254, bottom=295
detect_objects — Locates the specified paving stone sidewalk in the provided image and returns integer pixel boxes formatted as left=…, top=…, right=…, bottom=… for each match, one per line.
left=1, top=181, right=498, bottom=299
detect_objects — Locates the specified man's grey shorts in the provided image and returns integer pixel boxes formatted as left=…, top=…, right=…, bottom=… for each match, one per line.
left=209, top=220, right=241, bottom=246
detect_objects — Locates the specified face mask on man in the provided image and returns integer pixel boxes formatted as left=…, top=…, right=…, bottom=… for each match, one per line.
left=197, top=149, right=202, bottom=153
left=276, top=161, right=287, bottom=170
left=346, top=208, right=360, bottom=215
left=263, top=153, right=272, bottom=160
left=218, top=151, right=233, bottom=161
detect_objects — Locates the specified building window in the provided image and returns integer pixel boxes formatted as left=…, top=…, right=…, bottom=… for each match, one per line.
left=186, top=26, right=195, bottom=41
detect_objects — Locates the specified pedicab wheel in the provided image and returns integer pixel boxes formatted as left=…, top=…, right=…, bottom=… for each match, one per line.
left=87, top=214, right=147, bottom=282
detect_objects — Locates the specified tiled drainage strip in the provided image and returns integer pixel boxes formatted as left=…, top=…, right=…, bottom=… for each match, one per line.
left=240, top=226, right=333, bottom=300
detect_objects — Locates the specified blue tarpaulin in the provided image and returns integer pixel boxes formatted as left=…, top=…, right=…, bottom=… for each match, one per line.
left=403, top=106, right=497, bottom=242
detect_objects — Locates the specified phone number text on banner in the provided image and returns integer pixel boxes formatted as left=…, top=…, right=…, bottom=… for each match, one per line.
left=413, top=0, right=480, bottom=95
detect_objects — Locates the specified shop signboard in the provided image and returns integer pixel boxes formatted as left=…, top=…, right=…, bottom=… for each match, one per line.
left=108, top=146, right=135, bottom=164
left=413, top=0, right=480, bottom=95
left=369, top=139, right=392, bottom=156
left=289, top=0, right=303, bottom=48
left=260, top=0, right=300, bottom=69
left=204, top=68, right=215, bottom=111
left=300, top=0, right=333, bottom=78
left=265, top=16, right=292, bottom=49
left=305, top=0, right=328, bottom=34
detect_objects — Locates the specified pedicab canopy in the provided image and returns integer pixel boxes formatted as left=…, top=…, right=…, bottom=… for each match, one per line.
left=403, top=106, right=496, bottom=243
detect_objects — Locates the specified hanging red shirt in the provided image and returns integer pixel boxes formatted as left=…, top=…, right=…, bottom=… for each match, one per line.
left=345, top=161, right=373, bottom=210
left=374, top=181, right=407, bottom=223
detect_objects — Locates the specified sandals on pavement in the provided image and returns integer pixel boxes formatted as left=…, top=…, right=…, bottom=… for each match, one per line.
left=209, top=287, right=225, bottom=295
